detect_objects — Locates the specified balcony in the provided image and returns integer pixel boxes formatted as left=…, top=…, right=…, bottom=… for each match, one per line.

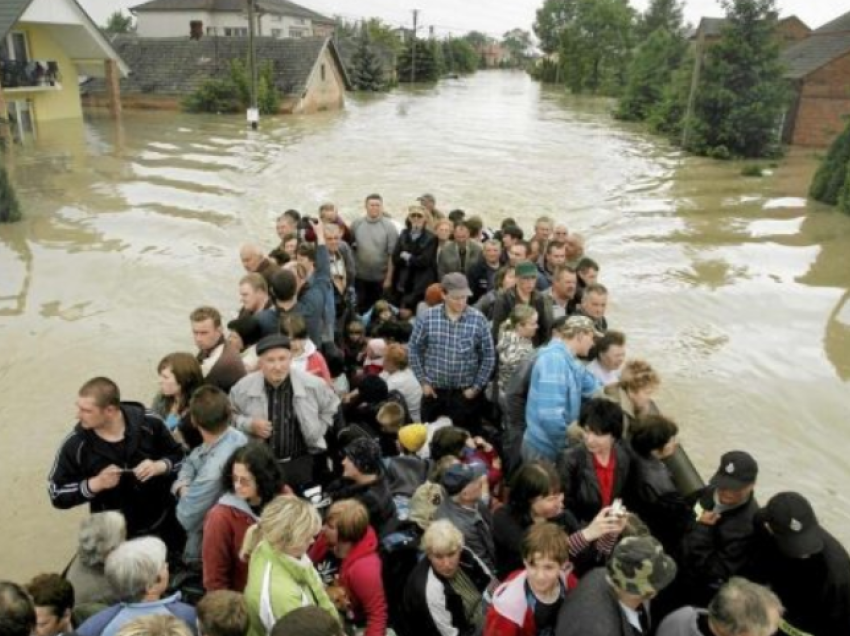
left=0, top=59, right=62, bottom=92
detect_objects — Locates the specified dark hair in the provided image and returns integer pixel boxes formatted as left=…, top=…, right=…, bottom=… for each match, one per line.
left=500, top=218, right=517, bottom=230
left=579, top=398, right=624, bottom=439
left=546, top=240, right=565, bottom=255
left=189, top=385, right=231, bottom=434
left=502, top=225, right=524, bottom=240
left=629, top=415, right=679, bottom=458
left=190, top=306, right=223, bottom=328
left=296, top=242, right=317, bottom=264
left=157, top=352, right=204, bottom=414
left=495, top=265, right=515, bottom=289
left=271, top=606, right=343, bottom=636
left=197, top=590, right=249, bottom=636
left=79, top=377, right=121, bottom=409
left=594, top=330, right=625, bottom=358
left=511, top=240, right=530, bottom=257
left=448, top=209, right=466, bottom=224
left=583, top=282, right=608, bottom=297
left=270, top=269, right=298, bottom=303
left=25, top=573, right=74, bottom=618
left=281, top=313, right=309, bottom=340
left=465, top=215, right=483, bottom=236
left=0, top=581, right=35, bottom=636
left=430, top=427, right=469, bottom=461
left=577, top=257, right=599, bottom=273
left=221, top=443, right=284, bottom=506
left=509, top=461, right=561, bottom=524
left=365, top=193, right=383, bottom=203
left=283, top=209, right=301, bottom=223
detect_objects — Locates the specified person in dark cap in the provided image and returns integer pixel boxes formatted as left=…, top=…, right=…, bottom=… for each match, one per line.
left=678, top=451, right=760, bottom=608
left=557, top=536, right=677, bottom=636
left=433, top=462, right=495, bottom=572
left=408, top=273, right=496, bottom=437
left=326, top=437, right=397, bottom=537
left=491, top=259, right=552, bottom=346
left=229, top=334, right=340, bottom=492
left=746, top=492, right=850, bottom=636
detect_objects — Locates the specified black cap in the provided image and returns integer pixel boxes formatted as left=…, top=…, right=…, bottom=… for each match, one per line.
left=764, top=492, right=824, bottom=558
left=256, top=334, right=291, bottom=356
left=711, top=451, right=758, bottom=490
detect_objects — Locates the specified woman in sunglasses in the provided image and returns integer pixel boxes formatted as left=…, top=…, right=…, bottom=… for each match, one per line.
left=388, top=205, right=438, bottom=320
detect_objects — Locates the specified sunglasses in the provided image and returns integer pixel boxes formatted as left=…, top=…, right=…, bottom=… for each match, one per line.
left=409, top=213, right=424, bottom=218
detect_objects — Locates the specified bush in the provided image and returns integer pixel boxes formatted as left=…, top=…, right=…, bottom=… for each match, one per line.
left=183, top=60, right=280, bottom=115
left=741, top=164, right=764, bottom=177
left=182, top=78, right=241, bottom=114
left=0, top=163, right=22, bottom=223
left=810, top=120, right=850, bottom=206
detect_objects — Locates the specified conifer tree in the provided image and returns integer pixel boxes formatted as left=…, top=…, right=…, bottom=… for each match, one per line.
left=398, top=37, right=439, bottom=82
left=350, top=24, right=387, bottom=91
left=810, top=121, right=850, bottom=208
left=616, top=28, right=686, bottom=121
left=0, top=163, right=22, bottom=223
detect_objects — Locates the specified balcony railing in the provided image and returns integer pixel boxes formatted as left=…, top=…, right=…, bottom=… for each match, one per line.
left=0, top=59, right=61, bottom=90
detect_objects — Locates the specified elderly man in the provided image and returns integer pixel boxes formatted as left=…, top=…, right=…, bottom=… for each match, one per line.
left=77, top=537, right=196, bottom=636
left=229, top=335, right=339, bottom=491
left=557, top=536, right=677, bottom=636
left=434, top=463, right=495, bottom=572
left=522, top=315, right=602, bottom=464
left=240, top=244, right=280, bottom=288
left=191, top=306, right=247, bottom=393
left=48, top=377, right=185, bottom=550
left=573, top=282, right=609, bottom=334
left=437, top=220, right=483, bottom=280
left=408, top=273, right=496, bottom=435
left=657, top=577, right=783, bottom=636
left=351, top=193, right=398, bottom=314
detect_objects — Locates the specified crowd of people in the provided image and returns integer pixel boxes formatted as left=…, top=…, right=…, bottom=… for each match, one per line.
left=5, top=194, right=849, bottom=636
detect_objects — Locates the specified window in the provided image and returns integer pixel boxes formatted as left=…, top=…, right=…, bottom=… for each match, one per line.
left=6, top=100, right=37, bottom=144
left=296, top=18, right=306, bottom=25
left=224, top=27, right=248, bottom=37
left=321, top=63, right=326, bottom=81
left=288, top=27, right=308, bottom=38
left=1, top=32, right=30, bottom=63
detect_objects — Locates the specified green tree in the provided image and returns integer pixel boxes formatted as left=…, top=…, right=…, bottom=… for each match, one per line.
left=684, top=0, right=789, bottom=158
left=447, top=39, right=479, bottom=74
left=102, top=10, right=134, bottom=34
left=637, top=0, right=685, bottom=39
left=616, top=28, right=686, bottom=121
left=350, top=24, right=387, bottom=91
left=810, top=122, right=850, bottom=208
left=463, top=31, right=491, bottom=50
left=430, top=38, right=446, bottom=77
left=559, top=0, right=635, bottom=95
left=183, top=59, right=280, bottom=114
left=647, top=47, right=694, bottom=138
left=0, top=163, right=22, bottom=223
left=534, top=0, right=577, bottom=55
left=502, top=28, right=533, bottom=67
left=398, top=37, right=439, bottom=82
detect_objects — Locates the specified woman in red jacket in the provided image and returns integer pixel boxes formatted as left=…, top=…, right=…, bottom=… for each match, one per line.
left=202, top=443, right=284, bottom=592
left=485, top=522, right=577, bottom=636
left=309, top=499, right=388, bottom=636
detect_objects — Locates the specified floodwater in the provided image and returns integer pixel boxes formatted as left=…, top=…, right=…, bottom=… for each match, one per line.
left=1, top=71, right=848, bottom=579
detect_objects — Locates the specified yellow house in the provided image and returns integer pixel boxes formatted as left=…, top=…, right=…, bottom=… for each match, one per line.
left=0, top=0, right=128, bottom=143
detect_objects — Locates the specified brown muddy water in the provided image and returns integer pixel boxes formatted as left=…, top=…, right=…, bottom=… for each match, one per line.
left=1, top=71, right=848, bottom=579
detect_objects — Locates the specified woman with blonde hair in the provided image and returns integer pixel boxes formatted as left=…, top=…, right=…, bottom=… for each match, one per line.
left=115, top=615, right=193, bottom=636
left=605, top=358, right=662, bottom=436
left=243, top=495, right=338, bottom=636
left=496, top=305, right=538, bottom=396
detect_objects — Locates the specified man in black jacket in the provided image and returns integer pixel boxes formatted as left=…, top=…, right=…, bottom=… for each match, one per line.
left=746, top=491, right=850, bottom=636
left=678, top=450, right=760, bottom=608
left=47, top=377, right=185, bottom=552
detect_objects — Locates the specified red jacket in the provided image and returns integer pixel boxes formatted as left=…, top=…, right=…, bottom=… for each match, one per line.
left=201, top=495, right=257, bottom=592
left=484, top=569, right=577, bottom=636
left=311, top=527, right=387, bottom=636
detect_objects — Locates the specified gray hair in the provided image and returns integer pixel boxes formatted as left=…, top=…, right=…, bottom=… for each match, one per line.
left=105, top=537, right=167, bottom=602
left=78, top=512, right=127, bottom=568
left=708, top=577, right=784, bottom=636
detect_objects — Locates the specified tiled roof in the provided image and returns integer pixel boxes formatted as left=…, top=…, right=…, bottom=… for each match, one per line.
left=0, top=0, right=32, bottom=42
left=85, top=35, right=350, bottom=95
left=814, top=10, right=850, bottom=34
left=692, top=14, right=809, bottom=39
left=131, top=0, right=334, bottom=24
left=782, top=32, right=850, bottom=79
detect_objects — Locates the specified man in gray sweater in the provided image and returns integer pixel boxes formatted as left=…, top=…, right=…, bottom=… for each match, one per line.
left=350, top=193, right=399, bottom=314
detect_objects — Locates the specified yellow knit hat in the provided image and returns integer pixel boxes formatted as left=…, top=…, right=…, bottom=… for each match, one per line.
left=398, top=424, right=428, bottom=453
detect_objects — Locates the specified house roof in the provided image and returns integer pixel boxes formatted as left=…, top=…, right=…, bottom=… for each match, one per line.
left=131, top=0, right=334, bottom=24
left=782, top=10, right=850, bottom=79
left=691, top=14, right=809, bottom=39
left=85, top=35, right=350, bottom=96
left=0, top=0, right=33, bottom=42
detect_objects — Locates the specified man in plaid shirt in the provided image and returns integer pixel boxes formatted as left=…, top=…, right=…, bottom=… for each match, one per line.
left=409, top=273, right=496, bottom=435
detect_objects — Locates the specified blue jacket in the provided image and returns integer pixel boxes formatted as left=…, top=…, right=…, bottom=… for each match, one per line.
left=523, top=339, right=601, bottom=461
left=78, top=593, right=197, bottom=636
left=175, top=427, right=248, bottom=562
left=298, top=244, right=335, bottom=345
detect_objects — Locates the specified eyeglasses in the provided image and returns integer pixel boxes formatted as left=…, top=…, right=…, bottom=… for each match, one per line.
left=232, top=474, right=256, bottom=487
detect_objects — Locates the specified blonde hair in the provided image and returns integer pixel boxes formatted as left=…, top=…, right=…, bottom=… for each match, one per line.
left=115, top=615, right=192, bottom=636
left=408, top=204, right=433, bottom=229
left=422, top=519, right=464, bottom=556
left=326, top=499, right=370, bottom=544
left=241, top=495, right=321, bottom=558
left=500, top=304, right=538, bottom=338
left=619, top=359, right=661, bottom=393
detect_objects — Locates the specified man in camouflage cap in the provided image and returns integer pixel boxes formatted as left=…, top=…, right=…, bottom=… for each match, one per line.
left=557, top=536, right=676, bottom=636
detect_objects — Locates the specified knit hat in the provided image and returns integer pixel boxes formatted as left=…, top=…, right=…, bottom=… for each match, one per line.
left=607, top=536, right=677, bottom=597
left=343, top=437, right=382, bottom=475
left=227, top=315, right=264, bottom=348
left=398, top=424, right=428, bottom=453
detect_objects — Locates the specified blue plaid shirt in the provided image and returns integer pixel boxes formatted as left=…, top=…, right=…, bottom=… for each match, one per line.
left=409, top=304, right=496, bottom=391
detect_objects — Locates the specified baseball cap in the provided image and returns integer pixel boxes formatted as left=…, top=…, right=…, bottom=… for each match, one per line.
left=763, top=492, right=824, bottom=558
left=515, top=260, right=539, bottom=279
left=441, top=463, right=487, bottom=496
left=607, top=536, right=677, bottom=596
left=711, top=451, right=758, bottom=490
left=552, top=315, right=604, bottom=338
left=441, top=273, right=472, bottom=298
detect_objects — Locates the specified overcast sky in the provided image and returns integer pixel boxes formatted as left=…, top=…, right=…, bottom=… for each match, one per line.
left=82, top=0, right=841, bottom=40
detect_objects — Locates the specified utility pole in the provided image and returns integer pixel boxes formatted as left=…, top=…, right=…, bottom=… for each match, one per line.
left=247, top=0, right=259, bottom=129
left=411, top=9, right=419, bottom=83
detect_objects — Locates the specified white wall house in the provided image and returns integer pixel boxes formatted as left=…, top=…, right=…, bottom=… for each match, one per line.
left=131, top=0, right=335, bottom=40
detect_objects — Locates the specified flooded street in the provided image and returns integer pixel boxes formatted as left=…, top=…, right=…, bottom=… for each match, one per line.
left=1, top=70, right=848, bottom=579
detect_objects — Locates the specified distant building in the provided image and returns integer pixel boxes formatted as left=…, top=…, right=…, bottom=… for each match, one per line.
left=82, top=35, right=351, bottom=114
left=690, top=15, right=811, bottom=48
left=131, top=0, right=335, bottom=40
left=0, top=0, right=128, bottom=143
left=782, top=10, right=850, bottom=147
left=481, top=43, right=509, bottom=68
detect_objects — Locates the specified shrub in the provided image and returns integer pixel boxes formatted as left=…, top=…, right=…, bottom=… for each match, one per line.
left=0, top=163, right=22, bottom=223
